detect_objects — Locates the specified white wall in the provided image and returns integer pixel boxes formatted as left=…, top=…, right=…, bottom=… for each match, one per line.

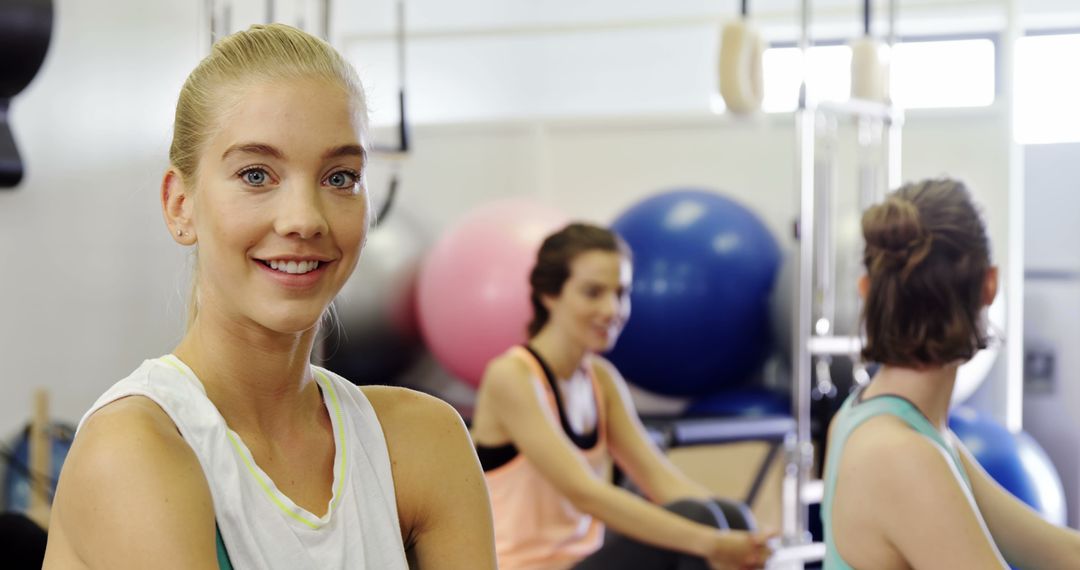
left=0, top=0, right=1029, bottom=438
left=1022, top=142, right=1080, bottom=527
left=0, top=0, right=203, bottom=436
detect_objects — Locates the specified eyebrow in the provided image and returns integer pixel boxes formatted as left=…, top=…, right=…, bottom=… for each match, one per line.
left=220, top=143, right=367, bottom=163
left=221, top=143, right=284, bottom=161
left=323, top=144, right=367, bottom=162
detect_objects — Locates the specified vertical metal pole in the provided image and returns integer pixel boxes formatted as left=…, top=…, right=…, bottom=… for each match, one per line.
left=224, top=1, right=232, bottom=37
left=888, top=0, right=898, bottom=47
left=396, top=0, right=409, bottom=152
left=1003, top=0, right=1025, bottom=432
left=787, top=0, right=814, bottom=546
left=815, top=118, right=837, bottom=337
left=887, top=116, right=902, bottom=190
left=792, top=105, right=815, bottom=547
left=322, top=0, right=332, bottom=42
left=397, top=0, right=407, bottom=92
left=886, top=0, right=902, bottom=190
left=206, top=0, right=217, bottom=52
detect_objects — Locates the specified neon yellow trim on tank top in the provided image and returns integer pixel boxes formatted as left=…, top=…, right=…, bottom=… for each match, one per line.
left=161, top=355, right=200, bottom=389
left=158, top=355, right=348, bottom=529
left=225, top=430, right=323, bottom=529
left=316, top=370, right=348, bottom=513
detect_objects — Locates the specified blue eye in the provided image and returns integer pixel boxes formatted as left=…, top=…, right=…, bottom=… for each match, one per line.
left=327, top=170, right=359, bottom=189
left=240, top=168, right=269, bottom=186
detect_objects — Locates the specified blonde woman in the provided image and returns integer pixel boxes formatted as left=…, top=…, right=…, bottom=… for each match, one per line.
left=43, top=25, right=495, bottom=570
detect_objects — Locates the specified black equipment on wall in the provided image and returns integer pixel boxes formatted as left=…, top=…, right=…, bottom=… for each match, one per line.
left=1, top=0, right=54, bottom=189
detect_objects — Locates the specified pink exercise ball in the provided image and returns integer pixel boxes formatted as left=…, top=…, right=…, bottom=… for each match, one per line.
left=417, top=198, right=569, bottom=388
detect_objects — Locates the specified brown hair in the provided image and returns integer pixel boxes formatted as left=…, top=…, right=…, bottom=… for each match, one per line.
left=860, top=178, right=991, bottom=367
left=527, top=223, right=632, bottom=337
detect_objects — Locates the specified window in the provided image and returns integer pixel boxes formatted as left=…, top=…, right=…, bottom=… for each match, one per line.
left=891, top=39, right=996, bottom=109
left=759, top=37, right=996, bottom=113
left=1015, top=33, right=1080, bottom=144
left=762, top=44, right=851, bottom=113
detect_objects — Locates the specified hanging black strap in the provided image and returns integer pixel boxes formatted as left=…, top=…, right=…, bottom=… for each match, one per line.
left=0, top=0, right=54, bottom=188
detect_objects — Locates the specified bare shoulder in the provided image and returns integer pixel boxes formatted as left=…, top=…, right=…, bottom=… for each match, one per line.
left=80, top=395, right=181, bottom=438
left=358, top=386, right=485, bottom=544
left=589, top=354, right=617, bottom=378
left=846, top=415, right=952, bottom=465
left=49, top=396, right=215, bottom=569
left=68, top=396, right=203, bottom=485
left=360, top=385, right=468, bottom=440
left=586, top=355, right=634, bottom=407
left=839, top=414, right=966, bottom=498
left=480, top=353, right=532, bottom=391
left=832, top=415, right=965, bottom=564
left=840, top=415, right=1009, bottom=568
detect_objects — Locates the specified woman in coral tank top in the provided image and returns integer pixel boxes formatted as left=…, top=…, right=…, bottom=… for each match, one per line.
left=470, top=222, right=774, bottom=570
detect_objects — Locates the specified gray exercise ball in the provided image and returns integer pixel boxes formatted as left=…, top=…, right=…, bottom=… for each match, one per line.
left=323, top=212, right=429, bottom=385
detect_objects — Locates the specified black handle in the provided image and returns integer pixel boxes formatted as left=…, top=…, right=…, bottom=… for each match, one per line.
left=1, top=0, right=54, bottom=188
left=863, top=0, right=872, bottom=36
left=1, top=100, right=24, bottom=188
left=0, top=0, right=54, bottom=99
left=374, top=173, right=399, bottom=227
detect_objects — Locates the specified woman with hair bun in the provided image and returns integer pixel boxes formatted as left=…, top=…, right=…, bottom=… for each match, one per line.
left=822, top=178, right=1080, bottom=569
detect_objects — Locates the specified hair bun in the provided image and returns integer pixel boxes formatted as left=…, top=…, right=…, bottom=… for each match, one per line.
left=862, top=197, right=933, bottom=278
left=863, top=197, right=923, bottom=250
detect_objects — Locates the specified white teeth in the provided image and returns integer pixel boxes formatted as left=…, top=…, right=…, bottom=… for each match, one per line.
left=266, top=260, right=320, bottom=274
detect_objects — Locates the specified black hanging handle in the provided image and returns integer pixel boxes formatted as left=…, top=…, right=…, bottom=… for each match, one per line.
left=863, top=0, right=872, bottom=36
left=1, top=101, right=23, bottom=187
left=1, top=0, right=55, bottom=189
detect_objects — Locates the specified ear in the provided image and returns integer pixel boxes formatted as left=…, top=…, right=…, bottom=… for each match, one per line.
left=539, top=292, right=558, bottom=312
left=162, top=168, right=196, bottom=245
left=857, top=273, right=870, bottom=300
left=982, top=266, right=999, bottom=307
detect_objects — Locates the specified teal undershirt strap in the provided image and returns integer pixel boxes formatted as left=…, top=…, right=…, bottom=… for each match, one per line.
left=216, top=524, right=233, bottom=570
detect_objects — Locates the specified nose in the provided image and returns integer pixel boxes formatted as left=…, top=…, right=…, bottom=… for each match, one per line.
left=274, top=182, right=328, bottom=240
left=598, top=291, right=621, bottom=320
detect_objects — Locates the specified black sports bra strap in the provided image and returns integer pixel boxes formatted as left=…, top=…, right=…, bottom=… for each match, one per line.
left=523, top=345, right=598, bottom=446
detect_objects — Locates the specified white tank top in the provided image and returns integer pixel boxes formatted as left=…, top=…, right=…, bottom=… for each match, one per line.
left=78, top=354, right=409, bottom=570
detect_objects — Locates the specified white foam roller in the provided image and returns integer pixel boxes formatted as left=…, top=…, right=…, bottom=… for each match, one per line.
left=719, top=19, right=765, bottom=114
left=849, top=36, right=891, bottom=103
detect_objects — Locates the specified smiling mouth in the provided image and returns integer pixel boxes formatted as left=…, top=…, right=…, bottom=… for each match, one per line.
left=259, top=259, right=321, bottom=275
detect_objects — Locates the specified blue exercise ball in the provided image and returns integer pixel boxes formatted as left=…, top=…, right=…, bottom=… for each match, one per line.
left=949, top=407, right=1067, bottom=525
left=609, top=189, right=781, bottom=397
left=685, top=388, right=790, bottom=417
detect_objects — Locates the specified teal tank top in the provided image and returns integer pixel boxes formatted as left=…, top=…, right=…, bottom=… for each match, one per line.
left=216, top=525, right=233, bottom=570
left=821, top=387, right=972, bottom=570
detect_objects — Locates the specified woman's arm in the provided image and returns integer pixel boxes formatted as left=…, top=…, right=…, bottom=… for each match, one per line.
left=43, top=397, right=218, bottom=570
left=483, top=356, right=767, bottom=567
left=363, top=387, right=497, bottom=570
left=953, top=435, right=1080, bottom=568
left=592, top=358, right=715, bottom=505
